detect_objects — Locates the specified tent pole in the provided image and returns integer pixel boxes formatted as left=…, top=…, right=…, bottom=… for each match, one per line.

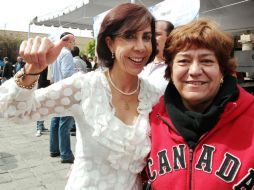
left=28, top=23, right=31, bottom=39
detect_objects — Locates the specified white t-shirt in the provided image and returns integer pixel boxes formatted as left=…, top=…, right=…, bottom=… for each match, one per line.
left=139, top=61, right=169, bottom=96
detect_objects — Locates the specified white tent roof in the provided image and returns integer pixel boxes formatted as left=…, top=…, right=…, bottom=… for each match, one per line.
left=32, top=0, right=254, bottom=34
left=31, top=0, right=163, bottom=30
left=199, top=0, right=254, bottom=34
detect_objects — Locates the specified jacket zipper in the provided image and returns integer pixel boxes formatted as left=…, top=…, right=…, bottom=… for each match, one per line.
left=189, top=148, right=194, bottom=190
left=156, top=114, right=177, bottom=133
left=143, top=181, right=152, bottom=190
left=156, top=113, right=195, bottom=190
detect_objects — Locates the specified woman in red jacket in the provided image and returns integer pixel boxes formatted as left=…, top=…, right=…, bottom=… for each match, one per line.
left=145, top=19, right=254, bottom=190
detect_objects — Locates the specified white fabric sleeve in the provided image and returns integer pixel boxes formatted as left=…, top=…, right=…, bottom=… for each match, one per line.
left=0, top=73, right=83, bottom=123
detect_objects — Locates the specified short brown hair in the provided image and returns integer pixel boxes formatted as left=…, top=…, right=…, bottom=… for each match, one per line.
left=96, top=3, right=156, bottom=68
left=164, top=18, right=237, bottom=80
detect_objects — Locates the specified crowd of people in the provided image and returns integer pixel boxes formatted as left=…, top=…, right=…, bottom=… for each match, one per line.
left=0, top=2, right=254, bottom=190
left=0, top=56, right=25, bottom=84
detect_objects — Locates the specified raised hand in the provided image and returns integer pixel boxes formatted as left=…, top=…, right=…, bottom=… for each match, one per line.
left=19, top=34, right=74, bottom=74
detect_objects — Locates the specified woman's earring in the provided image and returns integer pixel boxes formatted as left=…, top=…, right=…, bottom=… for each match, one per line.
left=112, top=52, right=115, bottom=60
left=220, top=78, right=224, bottom=86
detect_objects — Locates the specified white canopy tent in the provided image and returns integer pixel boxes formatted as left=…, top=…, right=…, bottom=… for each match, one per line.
left=92, top=0, right=200, bottom=38
left=31, top=0, right=163, bottom=31
left=31, top=0, right=254, bottom=36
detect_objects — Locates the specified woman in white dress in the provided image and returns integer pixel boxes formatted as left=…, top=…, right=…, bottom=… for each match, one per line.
left=0, top=3, right=161, bottom=190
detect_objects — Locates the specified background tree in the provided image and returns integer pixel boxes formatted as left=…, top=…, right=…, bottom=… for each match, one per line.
left=85, top=39, right=95, bottom=58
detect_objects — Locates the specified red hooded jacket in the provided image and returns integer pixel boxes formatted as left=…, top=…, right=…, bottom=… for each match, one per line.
left=147, top=86, right=254, bottom=190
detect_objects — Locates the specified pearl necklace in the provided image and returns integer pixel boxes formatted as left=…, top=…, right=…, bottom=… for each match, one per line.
left=107, top=70, right=140, bottom=96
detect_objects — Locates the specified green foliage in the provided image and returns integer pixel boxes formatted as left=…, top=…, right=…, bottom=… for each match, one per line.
left=80, top=50, right=86, bottom=57
left=85, top=39, right=96, bottom=58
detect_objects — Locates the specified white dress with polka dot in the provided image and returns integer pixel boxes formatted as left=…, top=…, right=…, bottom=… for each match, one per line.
left=0, top=70, right=161, bottom=190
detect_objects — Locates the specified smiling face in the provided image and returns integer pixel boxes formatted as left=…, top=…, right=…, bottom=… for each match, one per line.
left=106, top=26, right=152, bottom=76
left=172, top=48, right=223, bottom=112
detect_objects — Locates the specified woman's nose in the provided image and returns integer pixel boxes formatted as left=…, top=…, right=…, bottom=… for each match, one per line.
left=189, top=61, right=203, bottom=75
left=134, top=38, right=145, bottom=51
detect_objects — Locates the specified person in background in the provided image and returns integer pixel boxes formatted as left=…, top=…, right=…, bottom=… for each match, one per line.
left=140, top=20, right=174, bottom=95
left=144, top=19, right=254, bottom=190
left=35, top=67, right=50, bottom=137
left=0, top=3, right=160, bottom=189
left=71, top=46, right=87, bottom=73
left=81, top=54, right=92, bottom=72
left=93, top=56, right=106, bottom=71
left=70, top=45, right=87, bottom=136
left=92, top=56, right=98, bottom=70
left=15, top=56, right=25, bottom=73
left=1, top=57, right=13, bottom=83
left=88, top=56, right=97, bottom=70
left=0, top=58, right=4, bottom=83
left=49, top=32, right=76, bottom=164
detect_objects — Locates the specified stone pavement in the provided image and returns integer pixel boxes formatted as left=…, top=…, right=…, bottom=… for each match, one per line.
left=0, top=118, right=76, bottom=190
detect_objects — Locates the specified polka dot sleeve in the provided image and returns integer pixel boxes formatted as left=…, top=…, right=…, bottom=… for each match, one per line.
left=0, top=73, right=83, bottom=122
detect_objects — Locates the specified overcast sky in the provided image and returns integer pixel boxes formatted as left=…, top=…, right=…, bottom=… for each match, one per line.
left=0, top=0, right=92, bottom=37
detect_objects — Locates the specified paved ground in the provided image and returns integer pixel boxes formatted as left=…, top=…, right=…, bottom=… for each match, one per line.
left=0, top=118, right=76, bottom=190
